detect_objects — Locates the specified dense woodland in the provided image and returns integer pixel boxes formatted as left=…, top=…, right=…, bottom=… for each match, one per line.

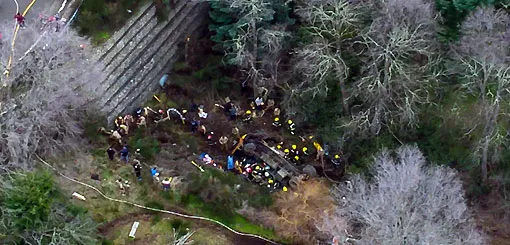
left=0, top=0, right=509, bottom=244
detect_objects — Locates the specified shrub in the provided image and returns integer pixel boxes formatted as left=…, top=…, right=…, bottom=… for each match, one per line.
left=2, top=170, right=57, bottom=230
left=0, top=170, right=99, bottom=244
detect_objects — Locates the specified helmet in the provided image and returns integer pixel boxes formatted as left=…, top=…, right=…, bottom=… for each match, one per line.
left=246, top=110, right=252, bottom=115
left=308, top=135, right=314, bottom=139
left=291, top=145, right=297, bottom=150
left=264, top=172, right=269, bottom=177
left=159, top=109, right=164, bottom=114
left=255, top=166, right=261, bottom=170
left=335, top=154, right=340, bottom=159
left=303, top=147, right=308, bottom=152
left=294, top=155, right=299, bottom=161
left=211, top=132, right=214, bottom=135
left=288, top=120, right=293, bottom=124
left=284, top=149, right=290, bottom=153
left=182, top=110, right=187, bottom=114
left=283, top=186, right=288, bottom=192
left=268, top=179, right=274, bottom=184
left=276, top=145, right=282, bottom=149
left=274, top=117, right=279, bottom=122
left=118, top=116, right=122, bottom=120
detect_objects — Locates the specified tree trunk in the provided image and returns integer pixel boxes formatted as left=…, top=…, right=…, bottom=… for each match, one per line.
left=481, top=137, right=489, bottom=182
left=251, top=20, right=258, bottom=98
left=336, top=45, right=349, bottom=115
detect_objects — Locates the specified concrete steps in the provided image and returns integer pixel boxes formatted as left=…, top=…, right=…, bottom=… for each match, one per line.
left=98, top=1, right=188, bottom=97
left=108, top=10, right=208, bottom=119
left=93, top=0, right=209, bottom=122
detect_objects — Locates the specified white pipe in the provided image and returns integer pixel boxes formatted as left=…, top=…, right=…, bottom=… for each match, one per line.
left=57, top=0, right=68, bottom=14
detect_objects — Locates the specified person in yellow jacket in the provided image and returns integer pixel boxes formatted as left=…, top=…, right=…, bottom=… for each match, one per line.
left=287, top=119, right=296, bottom=135
left=314, top=142, right=324, bottom=163
left=272, top=117, right=282, bottom=127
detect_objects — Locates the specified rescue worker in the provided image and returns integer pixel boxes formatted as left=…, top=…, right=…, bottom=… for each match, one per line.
left=106, top=147, right=115, bottom=160
left=110, top=130, right=122, bottom=145
left=151, top=167, right=160, bottom=182
left=272, top=117, right=282, bottom=127
left=255, top=97, right=264, bottom=111
left=133, top=159, right=142, bottom=181
left=124, top=114, right=134, bottom=127
left=232, top=126, right=240, bottom=138
left=332, top=154, right=343, bottom=168
left=137, top=116, right=146, bottom=127
left=135, top=107, right=143, bottom=118
left=199, top=124, right=207, bottom=136
left=292, top=155, right=300, bottom=164
left=243, top=110, right=253, bottom=123
left=116, top=178, right=130, bottom=196
left=191, top=118, right=199, bottom=133
left=120, top=145, right=129, bottom=163
left=162, top=177, right=171, bottom=191
left=291, top=144, right=298, bottom=155
left=114, top=116, right=124, bottom=129
left=206, top=132, right=216, bottom=145
left=273, top=107, right=281, bottom=117
left=302, top=146, right=309, bottom=156
left=134, top=148, right=142, bottom=158
left=314, top=141, right=324, bottom=163
left=119, top=124, right=129, bottom=135
left=283, top=148, right=290, bottom=159
left=219, top=135, right=229, bottom=151
left=229, top=105, right=237, bottom=121
left=14, top=13, right=25, bottom=28
left=287, top=120, right=296, bottom=135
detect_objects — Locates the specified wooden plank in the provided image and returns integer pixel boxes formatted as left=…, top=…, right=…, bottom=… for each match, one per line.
left=129, top=221, right=140, bottom=238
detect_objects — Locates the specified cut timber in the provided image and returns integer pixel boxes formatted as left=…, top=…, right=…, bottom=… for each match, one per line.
left=129, top=221, right=140, bottom=238
left=72, top=192, right=86, bottom=201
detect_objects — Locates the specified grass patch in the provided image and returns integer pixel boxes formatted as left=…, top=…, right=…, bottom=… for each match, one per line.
left=129, top=128, right=161, bottom=160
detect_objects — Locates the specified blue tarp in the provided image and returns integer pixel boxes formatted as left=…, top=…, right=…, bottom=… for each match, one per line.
left=227, top=156, right=234, bottom=170
left=159, top=74, right=169, bottom=88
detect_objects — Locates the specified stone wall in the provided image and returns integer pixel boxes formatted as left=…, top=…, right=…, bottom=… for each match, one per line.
left=93, top=1, right=209, bottom=122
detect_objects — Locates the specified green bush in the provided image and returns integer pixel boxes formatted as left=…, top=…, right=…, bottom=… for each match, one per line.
left=0, top=170, right=99, bottom=244
left=2, top=170, right=57, bottom=230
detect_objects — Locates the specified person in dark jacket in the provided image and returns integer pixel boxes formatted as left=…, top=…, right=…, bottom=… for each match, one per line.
left=14, top=13, right=25, bottom=27
left=107, top=147, right=115, bottom=160
left=133, top=160, right=142, bottom=181
left=120, top=145, right=129, bottom=163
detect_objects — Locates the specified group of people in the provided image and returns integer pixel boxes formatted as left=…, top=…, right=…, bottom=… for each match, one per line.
left=101, top=106, right=178, bottom=193
left=100, top=90, right=344, bottom=194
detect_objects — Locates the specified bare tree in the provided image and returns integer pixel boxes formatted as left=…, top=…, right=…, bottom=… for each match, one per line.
left=321, top=145, right=485, bottom=244
left=450, top=7, right=510, bottom=182
left=0, top=22, right=104, bottom=170
left=288, top=0, right=363, bottom=116
left=347, top=0, right=440, bottom=136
